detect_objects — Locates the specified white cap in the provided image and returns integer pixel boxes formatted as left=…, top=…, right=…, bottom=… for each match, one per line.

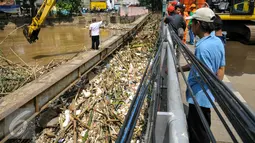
left=186, top=7, right=215, bottom=22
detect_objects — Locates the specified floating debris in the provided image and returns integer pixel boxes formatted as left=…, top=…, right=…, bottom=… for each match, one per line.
left=36, top=13, right=160, bottom=143
left=0, top=58, right=70, bottom=98
left=106, top=23, right=132, bottom=30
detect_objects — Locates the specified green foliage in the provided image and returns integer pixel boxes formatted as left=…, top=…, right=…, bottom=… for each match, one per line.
left=139, top=0, right=152, bottom=7
left=138, top=0, right=161, bottom=11
left=56, top=0, right=72, bottom=11
left=56, top=0, right=82, bottom=14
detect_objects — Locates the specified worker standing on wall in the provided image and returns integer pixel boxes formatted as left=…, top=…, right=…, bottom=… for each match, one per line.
left=89, top=16, right=103, bottom=50
left=187, top=4, right=196, bottom=45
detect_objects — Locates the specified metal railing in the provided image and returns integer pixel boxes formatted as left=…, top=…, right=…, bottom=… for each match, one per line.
left=168, top=22, right=255, bottom=142
left=117, top=21, right=188, bottom=143
left=117, top=19, right=255, bottom=143
left=158, top=23, right=189, bottom=143
left=116, top=23, right=163, bottom=143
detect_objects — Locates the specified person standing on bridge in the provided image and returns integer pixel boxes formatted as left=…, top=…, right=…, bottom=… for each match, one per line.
left=89, top=16, right=103, bottom=50
left=164, top=5, right=186, bottom=40
left=174, top=3, right=182, bottom=15
left=181, top=7, right=226, bottom=143
left=177, top=3, right=189, bottom=43
left=214, top=14, right=227, bottom=45
left=187, top=4, right=196, bottom=45
left=164, top=5, right=186, bottom=62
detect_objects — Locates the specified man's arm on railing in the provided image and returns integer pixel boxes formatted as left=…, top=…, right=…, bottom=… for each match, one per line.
left=217, top=66, right=225, bottom=81
left=178, top=64, right=191, bottom=72
left=166, top=64, right=191, bottom=74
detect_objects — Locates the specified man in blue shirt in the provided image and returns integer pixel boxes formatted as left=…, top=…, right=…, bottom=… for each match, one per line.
left=182, top=8, right=226, bottom=143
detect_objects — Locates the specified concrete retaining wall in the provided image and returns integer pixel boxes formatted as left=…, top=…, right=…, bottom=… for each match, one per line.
left=1, top=13, right=143, bottom=30
left=119, top=7, right=148, bottom=16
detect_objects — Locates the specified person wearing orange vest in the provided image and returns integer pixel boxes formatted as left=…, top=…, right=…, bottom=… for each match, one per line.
left=187, top=4, right=196, bottom=45
left=177, top=3, right=189, bottom=43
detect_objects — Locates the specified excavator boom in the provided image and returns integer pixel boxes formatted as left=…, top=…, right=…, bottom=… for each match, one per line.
left=23, top=0, right=56, bottom=43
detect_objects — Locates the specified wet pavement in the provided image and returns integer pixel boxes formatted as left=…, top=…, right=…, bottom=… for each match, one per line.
left=0, top=26, right=116, bottom=66
left=225, top=41, right=255, bottom=111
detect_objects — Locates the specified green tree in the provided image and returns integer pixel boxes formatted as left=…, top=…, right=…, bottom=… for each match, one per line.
left=56, top=0, right=82, bottom=15
left=138, top=0, right=161, bottom=11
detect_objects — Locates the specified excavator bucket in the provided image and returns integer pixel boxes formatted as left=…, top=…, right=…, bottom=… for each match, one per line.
left=23, top=26, right=40, bottom=44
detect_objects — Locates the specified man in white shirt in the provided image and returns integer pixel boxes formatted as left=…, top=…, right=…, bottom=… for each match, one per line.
left=89, top=17, right=103, bottom=50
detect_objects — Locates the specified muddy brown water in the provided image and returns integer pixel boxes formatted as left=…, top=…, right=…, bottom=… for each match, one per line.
left=225, top=41, right=255, bottom=76
left=0, top=25, right=116, bottom=66
left=225, top=41, right=255, bottom=111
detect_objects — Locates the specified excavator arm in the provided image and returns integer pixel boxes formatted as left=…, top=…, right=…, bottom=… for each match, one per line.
left=23, top=0, right=56, bottom=43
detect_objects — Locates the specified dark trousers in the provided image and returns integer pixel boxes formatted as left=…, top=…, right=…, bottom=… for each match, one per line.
left=188, top=104, right=211, bottom=143
left=188, top=26, right=194, bottom=44
left=91, top=35, right=100, bottom=49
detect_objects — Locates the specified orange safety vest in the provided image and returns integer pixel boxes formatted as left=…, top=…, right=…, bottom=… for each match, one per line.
left=183, top=11, right=189, bottom=43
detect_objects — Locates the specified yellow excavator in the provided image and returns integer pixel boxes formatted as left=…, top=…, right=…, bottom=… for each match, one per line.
left=215, top=0, right=255, bottom=44
left=182, top=0, right=255, bottom=44
left=23, top=0, right=55, bottom=43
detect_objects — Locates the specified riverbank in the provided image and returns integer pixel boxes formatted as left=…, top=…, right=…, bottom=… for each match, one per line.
left=1, top=13, right=142, bottom=30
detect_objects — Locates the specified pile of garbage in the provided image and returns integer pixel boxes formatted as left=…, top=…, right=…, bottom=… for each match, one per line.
left=106, top=23, right=132, bottom=30
left=0, top=58, right=69, bottom=97
left=36, top=14, right=160, bottom=143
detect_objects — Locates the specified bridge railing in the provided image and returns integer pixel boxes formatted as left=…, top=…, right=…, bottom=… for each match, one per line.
left=116, top=21, right=188, bottom=143
left=166, top=21, right=255, bottom=143
left=117, top=19, right=255, bottom=143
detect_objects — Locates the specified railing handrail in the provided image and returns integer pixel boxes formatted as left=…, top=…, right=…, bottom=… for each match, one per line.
left=164, top=24, right=189, bottom=143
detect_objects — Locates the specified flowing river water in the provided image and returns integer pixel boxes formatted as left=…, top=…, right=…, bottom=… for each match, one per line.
left=0, top=25, right=116, bottom=66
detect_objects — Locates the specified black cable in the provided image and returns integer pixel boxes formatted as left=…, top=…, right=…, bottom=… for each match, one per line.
left=126, top=64, right=160, bottom=142
left=177, top=35, right=255, bottom=126
left=116, top=41, right=158, bottom=143
left=125, top=42, right=163, bottom=142
left=174, top=37, right=238, bottom=143
left=116, top=38, right=163, bottom=143
left=170, top=28, right=255, bottom=142
left=172, top=28, right=255, bottom=123
left=170, top=28, right=238, bottom=142
left=166, top=31, right=217, bottom=143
